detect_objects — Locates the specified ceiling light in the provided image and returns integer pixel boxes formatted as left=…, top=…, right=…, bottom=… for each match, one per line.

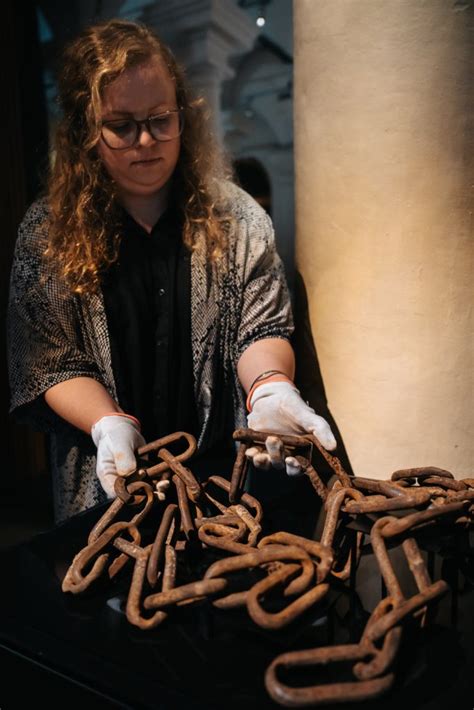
left=256, top=2, right=266, bottom=27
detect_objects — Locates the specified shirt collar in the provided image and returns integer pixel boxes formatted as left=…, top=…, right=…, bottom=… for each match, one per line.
left=119, top=202, right=182, bottom=239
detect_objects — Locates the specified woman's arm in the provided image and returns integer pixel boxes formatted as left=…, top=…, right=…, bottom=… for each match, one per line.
left=237, top=337, right=295, bottom=393
left=237, top=337, right=337, bottom=460
left=44, top=376, right=123, bottom=434
left=44, top=377, right=146, bottom=497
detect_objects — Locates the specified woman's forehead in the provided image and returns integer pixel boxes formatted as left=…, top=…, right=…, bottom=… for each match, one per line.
left=100, top=57, right=176, bottom=114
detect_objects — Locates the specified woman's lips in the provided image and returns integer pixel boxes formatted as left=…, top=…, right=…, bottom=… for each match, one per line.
left=131, top=157, right=162, bottom=166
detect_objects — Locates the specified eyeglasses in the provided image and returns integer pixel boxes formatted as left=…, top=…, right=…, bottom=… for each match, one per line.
left=100, top=108, right=184, bottom=150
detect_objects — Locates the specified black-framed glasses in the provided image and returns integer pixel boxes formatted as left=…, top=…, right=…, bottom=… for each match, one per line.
left=100, top=108, right=184, bottom=150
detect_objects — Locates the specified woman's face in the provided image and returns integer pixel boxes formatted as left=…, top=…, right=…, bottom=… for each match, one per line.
left=97, top=56, right=181, bottom=200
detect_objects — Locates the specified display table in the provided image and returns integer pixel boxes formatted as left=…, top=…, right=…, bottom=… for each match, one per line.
left=0, top=501, right=473, bottom=710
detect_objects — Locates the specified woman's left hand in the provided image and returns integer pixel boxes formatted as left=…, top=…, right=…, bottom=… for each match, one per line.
left=246, top=381, right=337, bottom=475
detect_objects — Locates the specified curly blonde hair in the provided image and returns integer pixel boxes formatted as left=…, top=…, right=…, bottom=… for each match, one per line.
left=44, top=18, right=234, bottom=294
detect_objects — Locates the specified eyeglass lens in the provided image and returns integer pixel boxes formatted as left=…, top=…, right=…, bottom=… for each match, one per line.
left=101, top=110, right=183, bottom=149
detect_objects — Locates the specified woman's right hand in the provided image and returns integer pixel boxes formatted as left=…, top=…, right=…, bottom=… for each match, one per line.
left=91, top=414, right=145, bottom=498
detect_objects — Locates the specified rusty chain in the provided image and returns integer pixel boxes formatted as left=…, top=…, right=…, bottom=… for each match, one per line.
left=61, top=428, right=473, bottom=706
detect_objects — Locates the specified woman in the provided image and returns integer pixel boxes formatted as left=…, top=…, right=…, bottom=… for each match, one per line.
left=7, top=19, right=336, bottom=524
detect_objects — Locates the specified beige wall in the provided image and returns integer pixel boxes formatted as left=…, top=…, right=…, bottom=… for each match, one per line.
left=294, top=0, right=473, bottom=479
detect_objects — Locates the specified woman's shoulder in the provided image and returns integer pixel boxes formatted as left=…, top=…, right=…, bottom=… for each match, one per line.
left=16, top=197, right=51, bottom=253
left=216, top=180, right=271, bottom=227
left=19, top=197, right=51, bottom=233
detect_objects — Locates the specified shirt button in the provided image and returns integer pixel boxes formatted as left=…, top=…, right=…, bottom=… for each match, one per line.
left=158, top=288, right=165, bottom=296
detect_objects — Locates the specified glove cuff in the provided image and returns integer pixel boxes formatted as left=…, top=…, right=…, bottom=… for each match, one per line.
left=90, top=412, right=141, bottom=442
left=246, top=377, right=297, bottom=413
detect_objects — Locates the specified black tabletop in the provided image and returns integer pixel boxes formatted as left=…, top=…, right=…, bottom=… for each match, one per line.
left=0, top=499, right=473, bottom=710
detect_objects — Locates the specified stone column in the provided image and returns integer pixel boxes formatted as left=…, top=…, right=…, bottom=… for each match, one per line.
left=144, top=0, right=258, bottom=142
left=294, top=0, right=473, bottom=479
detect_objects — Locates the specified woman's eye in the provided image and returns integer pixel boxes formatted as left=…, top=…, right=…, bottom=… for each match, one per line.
left=150, top=115, right=172, bottom=127
left=109, top=121, right=134, bottom=135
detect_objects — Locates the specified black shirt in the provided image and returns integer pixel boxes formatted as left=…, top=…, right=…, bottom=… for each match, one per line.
left=101, top=206, right=199, bottom=444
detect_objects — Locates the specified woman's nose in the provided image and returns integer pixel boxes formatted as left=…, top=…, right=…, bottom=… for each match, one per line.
left=137, top=124, right=156, bottom=147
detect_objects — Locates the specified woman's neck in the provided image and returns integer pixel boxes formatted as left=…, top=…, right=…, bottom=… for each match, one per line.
left=119, top=186, right=170, bottom=234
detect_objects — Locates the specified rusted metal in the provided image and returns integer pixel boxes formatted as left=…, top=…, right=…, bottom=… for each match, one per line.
left=277, top=558, right=315, bottom=598
left=121, top=541, right=168, bottom=629
left=61, top=426, right=473, bottom=709
left=147, top=503, right=179, bottom=587
left=354, top=597, right=402, bottom=680
left=194, top=513, right=243, bottom=527
left=63, top=520, right=140, bottom=593
left=442, top=489, right=474, bottom=503
left=113, top=538, right=171, bottom=630
left=320, top=487, right=364, bottom=580
left=367, top=516, right=449, bottom=641
left=351, top=477, right=411, bottom=498
left=377, top=501, right=471, bottom=537
left=204, top=474, right=264, bottom=524
left=258, top=532, right=333, bottom=584
left=143, top=577, right=228, bottom=610
left=344, top=488, right=432, bottom=514
left=108, top=523, right=142, bottom=580
left=228, top=503, right=261, bottom=545
left=205, top=543, right=328, bottom=623
left=173, top=474, right=196, bottom=540
left=229, top=441, right=249, bottom=503
left=137, top=431, right=197, bottom=477
left=158, top=448, right=202, bottom=502
left=247, top=563, right=329, bottom=629
left=234, top=428, right=353, bottom=490
left=233, top=428, right=313, bottom=453
left=402, top=537, right=432, bottom=594
left=365, top=580, right=448, bottom=644
left=212, top=590, right=250, bottom=609
left=370, top=518, right=406, bottom=603
left=293, top=455, right=329, bottom=502
left=162, top=544, right=177, bottom=593
left=420, top=476, right=467, bottom=492
left=204, top=545, right=311, bottom=580
left=265, top=645, right=394, bottom=706
left=391, top=466, right=454, bottom=482
left=198, top=521, right=254, bottom=555
left=88, top=496, right=125, bottom=545
left=114, top=467, right=148, bottom=503
left=88, top=480, right=155, bottom=545
left=307, top=433, right=353, bottom=489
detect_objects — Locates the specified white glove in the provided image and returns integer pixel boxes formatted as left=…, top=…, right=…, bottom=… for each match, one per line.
left=246, top=381, right=337, bottom=475
left=91, top=414, right=146, bottom=498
